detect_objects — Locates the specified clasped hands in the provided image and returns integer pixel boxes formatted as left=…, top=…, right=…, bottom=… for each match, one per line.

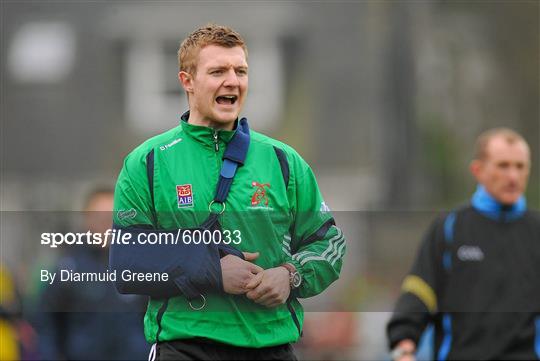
left=220, top=251, right=290, bottom=308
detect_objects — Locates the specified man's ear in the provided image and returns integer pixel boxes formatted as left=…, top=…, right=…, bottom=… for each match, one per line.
left=179, top=71, right=193, bottom=93
left=470, top=159, right=482, bottom=182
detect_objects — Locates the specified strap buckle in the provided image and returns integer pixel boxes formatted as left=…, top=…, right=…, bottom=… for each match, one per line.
left=188, top=294, right=207, bottom=311
left=208, top=200, right=226, bottom=215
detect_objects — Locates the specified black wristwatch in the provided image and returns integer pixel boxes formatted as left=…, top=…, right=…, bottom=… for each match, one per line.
left=280, top=263, right=302, bottom=289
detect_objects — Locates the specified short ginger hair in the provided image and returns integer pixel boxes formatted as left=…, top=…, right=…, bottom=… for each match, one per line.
left=178, top=24, right=247, bottom=75
left=474, top=127, right=529, bottom=160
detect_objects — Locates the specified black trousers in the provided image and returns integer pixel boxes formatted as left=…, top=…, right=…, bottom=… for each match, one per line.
left=154, top=338, right=298, bottom=361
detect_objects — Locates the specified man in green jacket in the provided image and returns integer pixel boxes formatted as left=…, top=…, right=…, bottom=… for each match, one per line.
left=112, top=24, right=346, bottom=360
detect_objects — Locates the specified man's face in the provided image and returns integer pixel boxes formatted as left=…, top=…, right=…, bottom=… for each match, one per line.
left=471, top=137, right=530, bottom=205
left=181, top=45, right=248, bottom=129
left=84, top=193, right=114, bottom=235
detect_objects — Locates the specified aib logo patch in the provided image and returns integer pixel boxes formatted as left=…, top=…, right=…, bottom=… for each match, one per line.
left=176, top=184, right=193, bottom=208
left=251, top=182, right=270, bottom=207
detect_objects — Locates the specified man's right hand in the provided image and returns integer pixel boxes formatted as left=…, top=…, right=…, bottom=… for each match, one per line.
left=392, top=339, right=416, bottom=361
left=220, top=252, right=263, bottom=295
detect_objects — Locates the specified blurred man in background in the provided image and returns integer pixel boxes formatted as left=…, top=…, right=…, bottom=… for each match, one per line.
left=36, top=187, right=148, bottom=360
left=387, top=128, right=540, bottom=360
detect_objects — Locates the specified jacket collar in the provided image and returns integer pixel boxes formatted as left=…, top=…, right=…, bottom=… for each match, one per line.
left=471, top=184, right=526, bottom=221
left=180, top=111, right=236, bottom=147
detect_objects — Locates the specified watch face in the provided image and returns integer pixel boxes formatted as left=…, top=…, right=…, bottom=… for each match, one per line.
left=291, top=272, right=302, bottom=288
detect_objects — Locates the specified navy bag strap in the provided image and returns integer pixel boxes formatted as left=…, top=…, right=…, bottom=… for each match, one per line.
left=213, top=118, right=250, bottom=204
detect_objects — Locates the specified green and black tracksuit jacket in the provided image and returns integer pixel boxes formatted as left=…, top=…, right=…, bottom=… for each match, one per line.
left=113, top=113, right=346, bottom=348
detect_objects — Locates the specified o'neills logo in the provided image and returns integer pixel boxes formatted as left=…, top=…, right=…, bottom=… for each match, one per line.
left=117, top=208, right=137, bottom=220
left=160, top=138, right=182, bottom=151
left=457, top=245, right=484, bottom=262
left=251, top=182, right=270, bottom=207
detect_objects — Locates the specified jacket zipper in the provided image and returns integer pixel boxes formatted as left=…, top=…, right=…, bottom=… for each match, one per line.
left=213, top=130, right=219, bottom=152
left=213, top=130, right=221, bottom=180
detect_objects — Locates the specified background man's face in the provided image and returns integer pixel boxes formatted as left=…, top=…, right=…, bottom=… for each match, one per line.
left=473, top=136, right=530, bottom=205
left=84, top=193, right=114, bottom=234
left=189, top=45, right=248, bottom=127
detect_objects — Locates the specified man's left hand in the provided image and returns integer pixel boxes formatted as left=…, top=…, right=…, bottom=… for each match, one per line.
left=245, top=266, right=290, bottom=308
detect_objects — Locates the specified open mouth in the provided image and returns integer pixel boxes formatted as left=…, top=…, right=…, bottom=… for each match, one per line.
left=216, top=95, right=238, bottom=105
